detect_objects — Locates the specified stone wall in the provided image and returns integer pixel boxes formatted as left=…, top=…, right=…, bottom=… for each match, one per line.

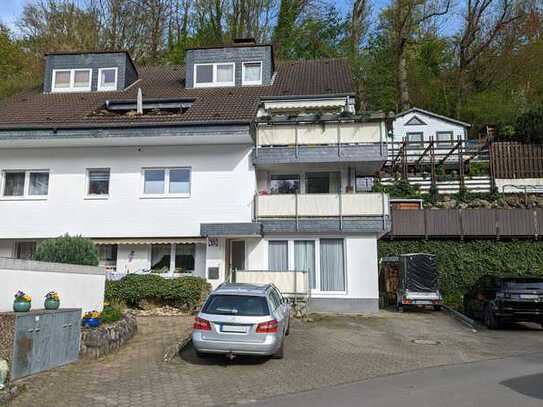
left=80, top=312, right=137, bottom=358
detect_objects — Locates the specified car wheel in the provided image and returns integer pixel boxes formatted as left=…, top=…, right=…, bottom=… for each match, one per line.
left=285, top=318, right=290, bottom=336
left=484, top=305, right=500, bottom=330
left=433, top=305, right=442, bottom=311
left=272, top=340, right=284, bottom=359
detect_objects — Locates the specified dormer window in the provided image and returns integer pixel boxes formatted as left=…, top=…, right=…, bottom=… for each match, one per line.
left=51, top=69, right=92, bottom=92
left=242, top=61, right=262, bottom=85
left=194, top=63, right=235, bottom=87
left=98, top=68, right=118, bottom=91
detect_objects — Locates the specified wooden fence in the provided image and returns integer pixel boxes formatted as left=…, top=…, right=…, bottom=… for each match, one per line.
left=491, top=142, right=543, bottom=179
left=389, top=208, right=543, bottom=239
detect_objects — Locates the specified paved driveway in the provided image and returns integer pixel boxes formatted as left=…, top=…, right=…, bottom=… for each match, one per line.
left=8, top=311, right=543, bottom=407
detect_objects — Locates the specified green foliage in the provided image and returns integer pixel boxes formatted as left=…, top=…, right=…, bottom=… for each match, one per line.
left=105, top=274, right=210, bottom=310
left=378, top=240, right=543, bottom=305
left=514, top=108, right=543, bottom=144
left=33, top=234, right=99, bottom=266
left=468, top=162, right=490, bottom=176
left=373, top=177, right=421, bottom=198
left=100, top=301, right=124, bottom=324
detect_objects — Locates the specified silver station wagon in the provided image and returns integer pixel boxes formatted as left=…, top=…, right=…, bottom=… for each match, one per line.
left=192, top=283, right=290, bottom=359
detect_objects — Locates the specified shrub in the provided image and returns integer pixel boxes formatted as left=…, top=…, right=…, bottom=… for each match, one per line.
left=33, top=234, right=99, bottom=266
left=105, top=274, right=210, bottom=310
left=378, top=240, right=543, bottom=306
left=100, top=301, right=124, bottom=324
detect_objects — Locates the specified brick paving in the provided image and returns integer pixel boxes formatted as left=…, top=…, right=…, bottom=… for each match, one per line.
left=8, top=311, right=543, bottom=407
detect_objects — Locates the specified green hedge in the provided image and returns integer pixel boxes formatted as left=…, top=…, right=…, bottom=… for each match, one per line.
left=105, top=274, right=210, bottom=310
left=378, top=240, right=543, bottom=304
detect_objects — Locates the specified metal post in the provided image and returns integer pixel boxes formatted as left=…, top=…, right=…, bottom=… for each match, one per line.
left=430, top=137, right=436, bottom=193
left=295, top=126, right=299, bottom=158
left=459, top=137, right=465, bottom=192
left=169, top=243, right=176, bottom=275
left=295, top=192, right=299, bottom=231
left=337, top=123, right=341, bottom=157
left=339, top=192, right=343, bottom=230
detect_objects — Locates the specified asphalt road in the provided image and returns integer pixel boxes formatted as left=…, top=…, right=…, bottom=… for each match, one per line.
left=242, top=353, right=543, bottom=407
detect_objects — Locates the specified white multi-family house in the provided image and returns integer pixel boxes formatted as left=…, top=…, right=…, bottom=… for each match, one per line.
left=0, top=40, right=390, bottom=313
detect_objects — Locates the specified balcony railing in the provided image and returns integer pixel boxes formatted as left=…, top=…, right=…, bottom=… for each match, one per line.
left=256, top=122, right=384, bottom=147
left=255, top=192, right=390, bottom=218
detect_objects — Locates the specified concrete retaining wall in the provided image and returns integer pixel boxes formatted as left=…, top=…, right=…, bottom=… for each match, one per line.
left=0, top=257, right=105, bottom=313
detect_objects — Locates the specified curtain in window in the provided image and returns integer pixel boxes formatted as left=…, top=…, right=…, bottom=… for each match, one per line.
left=294, top=241, right=315, bottom=289
left=320, top=239, right=345, bottom=291
left=268, top=241, right=288, bottom=271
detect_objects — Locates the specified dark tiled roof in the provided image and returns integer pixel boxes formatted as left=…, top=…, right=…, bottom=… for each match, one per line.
left=0, top=59, right=354, bottom=129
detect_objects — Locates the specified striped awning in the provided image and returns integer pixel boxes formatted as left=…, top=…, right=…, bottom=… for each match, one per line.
left=263, top=99, right=346, bottom=111
left=93, top=238, right=205, bottom=245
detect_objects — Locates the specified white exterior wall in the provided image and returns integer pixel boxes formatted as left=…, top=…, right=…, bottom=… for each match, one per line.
left=0, top=144, right=255, bottom=239
left=0, top=260, right=105, bottom=314
left=245, top=235, right=379, bottom=300
left=205, top=238, right=226, bottom=290
left=392, top=111, right=467, bottom=143
left=495, top=178, right=543, bottom=193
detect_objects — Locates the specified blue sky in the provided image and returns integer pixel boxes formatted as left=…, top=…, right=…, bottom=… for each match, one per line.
left=1, top=0, right=391, bottom=31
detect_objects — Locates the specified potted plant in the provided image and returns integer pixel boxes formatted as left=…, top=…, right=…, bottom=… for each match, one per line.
left=44, top=291, right=60, bottom=310
left=13, top=291, right=31, bottom=312
left=82, top=310, right=101, bottom=328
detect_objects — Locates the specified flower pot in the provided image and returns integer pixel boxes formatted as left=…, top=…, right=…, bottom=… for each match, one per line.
left=84, top=318, right=101, bottom=328
left=44, top=299, right=60, bottom=310
left=13, top=301, right=31, bottom=312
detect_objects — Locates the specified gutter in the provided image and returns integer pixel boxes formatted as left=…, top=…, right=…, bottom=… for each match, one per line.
left=0, top=119, right=252, bottom=132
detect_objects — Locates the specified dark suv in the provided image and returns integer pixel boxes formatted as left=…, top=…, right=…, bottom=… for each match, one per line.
left=463, top=275, right=543, bottom=329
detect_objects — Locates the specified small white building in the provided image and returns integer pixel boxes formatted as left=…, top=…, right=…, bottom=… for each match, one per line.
left=0, top=42, right=390, bottom=313
left=390, top=107, right=471, bottom=162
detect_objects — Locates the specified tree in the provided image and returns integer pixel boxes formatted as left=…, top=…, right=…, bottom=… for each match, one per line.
left=273, top=0, right=308, bottom=59
left=455, top=0, right=523, bottom=116
left=382, top=0, right=451, bottom=111
left=33, top=235, right=99, bottom=266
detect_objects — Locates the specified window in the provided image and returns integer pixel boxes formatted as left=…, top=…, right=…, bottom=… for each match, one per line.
left=194, top=63, right=235, bottom=87
left=52, top=69, right=92, bottom=92
left=295, top=240, right=316, bottom=289
left=142, top=168, right=190, bottom=197
left=268, top=289, right=282, bottom=310
left=268, top=240, right=288, bottom=271
left=242, top=61, right=262, bottom=85
left=319, top=238, right=345, bottom=291
left=2, top=170, right=49, bottom=198
left=15, top=241, right=37, bottom=260
left=406, top=132, right=424, bottom=148
left=150, top=243, right=195, bottom=273
left=436, top=131, right=454, bottom=147
left=270, top=174, right=300, bottom=194
left=98, top=68, right=118, bottom=91
left=355, top=175, right=374, bottom=192
left=87, top=169, right=110, bottom=196
left=98, top=245, right=117, bottom=270
left=202, top=295, right=270, bottom=316
left=306, top=172, right=341, bottom=194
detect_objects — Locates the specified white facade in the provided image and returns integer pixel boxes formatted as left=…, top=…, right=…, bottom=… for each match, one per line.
left=392, top=108, right=469, bottom=145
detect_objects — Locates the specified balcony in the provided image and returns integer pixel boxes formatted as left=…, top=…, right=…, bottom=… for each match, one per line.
left=253, top=119, right=387, bottom=170
left=255, top=192, right=390, bottom=234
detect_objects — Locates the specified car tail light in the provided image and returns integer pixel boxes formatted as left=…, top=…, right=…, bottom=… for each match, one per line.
left=193, top=317, right=211, bottom=331
left=432, top=300, right=442, bottom=304
left=403, top=299, right=413, bottom=304
left=256, top=319, right=278, bottom=333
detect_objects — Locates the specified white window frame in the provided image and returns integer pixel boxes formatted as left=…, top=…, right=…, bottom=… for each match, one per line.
left=97, top=67, right=118, bottom=92
left=141, top=167, right=191, bottom=198
left=267, top=237, right=348, bottom=295
left=0, top=169, right=50, bottom=200
left=193, top=62, right=235, bottom=88
left=242, top=61, right=263, bottom=85
left=85, top=168, right=111, bottom=199
left=51, top=68, right=92, bottom=93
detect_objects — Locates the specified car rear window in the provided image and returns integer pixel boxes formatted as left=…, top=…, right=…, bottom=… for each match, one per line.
left=502, top=278, right=543, bottom=290
left=202, top=295, right=270, bottom=316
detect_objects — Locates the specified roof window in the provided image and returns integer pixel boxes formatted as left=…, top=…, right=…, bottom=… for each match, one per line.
left=89, top=98, right=194, bottom=118
left=194, top=63, right=235, bottom=88
left=98, top=68, right=118, bottom=92
left=52, top=69, right=92, bottom=93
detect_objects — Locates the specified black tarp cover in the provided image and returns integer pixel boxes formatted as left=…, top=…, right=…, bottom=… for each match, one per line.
left=399, top=253, right=439, bottom=292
